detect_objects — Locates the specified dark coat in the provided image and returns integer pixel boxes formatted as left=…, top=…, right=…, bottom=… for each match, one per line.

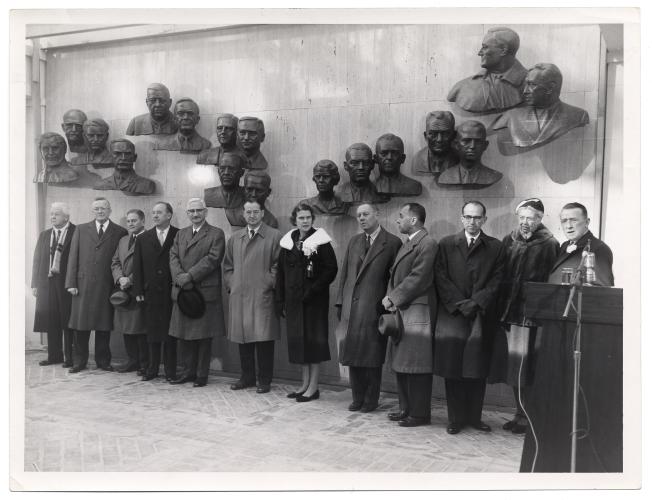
left=335, top=227, right=402, bottom=367
left=126, top=112, right=178, bottom=135
left=549, top=230, right=614, bottom=286
left=132, top=225, right=179, bottom=342
left=386, top=230, right=438, bottom=374
left=65, top=220, right=128, bottom=331
left=433, top=230, right=505, bottom=379
left=276, top=228, right=338, bottom=364
left=31, top=224, right=76, bottom=332
left=111, top=233, right=146, bottom=335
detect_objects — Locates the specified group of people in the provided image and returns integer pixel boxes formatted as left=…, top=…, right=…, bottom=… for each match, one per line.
left=31, top=194, right=613, bottom=435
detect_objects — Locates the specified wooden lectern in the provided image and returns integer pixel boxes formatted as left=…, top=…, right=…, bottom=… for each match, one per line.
left=519, top=282, right=623, bottom=473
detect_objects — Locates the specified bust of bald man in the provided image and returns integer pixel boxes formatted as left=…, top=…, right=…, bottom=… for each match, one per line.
left=70, top=118, right=114, bottom=168
left=61, top=109, right=89, bottom=153
left=337, top=143, right=389, bottom=204
left=126, top=83, right=178, bottom=136
left=300, top=159, right=350, bottom=215
left=412, top=111, right=459, bottom=177
left=197, top=113, right=242, bottom=165
left=94, top=139, right=156, bottom=195
left=154, top=98, right=212, bottom=153
left=374, top=133, right=422, bottom=196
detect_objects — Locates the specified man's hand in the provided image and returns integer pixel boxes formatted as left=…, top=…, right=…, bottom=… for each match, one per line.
left=176, top=273, right=192, bottom=288
left=456, top=299, right=479, bottom=319
left=31, top=288, right=38, bottom=297
left=67, top=288, right=79, bottom=296
left=118, top=277, right=132, bottom=290
left=382, top=296, right=396, bottom=312
left=136, top=295, right=145, bottom=303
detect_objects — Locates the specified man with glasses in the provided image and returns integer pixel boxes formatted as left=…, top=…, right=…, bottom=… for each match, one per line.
left=126, top=83, right=178, bottom=136
left=155, top=98, right=212, bottom=154
left=433, top=200, right=505, bottom=435
left=60, top=109, right=88, bottom=153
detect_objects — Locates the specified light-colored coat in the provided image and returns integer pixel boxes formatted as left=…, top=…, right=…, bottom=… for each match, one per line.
left=386, top=229, right=438, bottom=374
left=111, top=233, right=146, bottom=335
left=168, top=222, right=226, bottom=340
left=65, top=220, right=127, bottom=331
left=223, top=223, right=282, bottom=344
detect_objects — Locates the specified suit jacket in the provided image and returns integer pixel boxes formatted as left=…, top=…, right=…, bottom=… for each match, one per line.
left=153, top=131, right=212, bottom=153
left=244, top=150, right=268, bottom=170
left=126, top=112, right=178, bottom=135
left=65, top=220, right=128, bottom=331
left=70, top=148, right=114, bottom=168
left=337, top=181, right=389, bottom=204
left=374, top=172, right=423, bottom=196
left=196, top=144, right=242, bottom=165
left=300, top=194, right=349, bottom=216
left=437, top=163, right=503, bottom=187
left=336, top=227, right=402, bottom=367
left=548, top=230, right=614, bottom=286
left=31, top=223, right=76, bottom=332
left=93, top=171, right=155, bottom=196
left=204, top=185, right=246, bottom=209
left=433, top=230, right=505, bottom=379
left=411, top=146, right=457, bottom=176
left=132, top=225, right=179, bottom=341
left=386, top=230, right=438, bottom=373
left=111, top=233, right=146, bottom=334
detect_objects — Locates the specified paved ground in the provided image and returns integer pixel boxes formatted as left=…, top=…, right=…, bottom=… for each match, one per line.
left=24, top=351, right=523, bottom=473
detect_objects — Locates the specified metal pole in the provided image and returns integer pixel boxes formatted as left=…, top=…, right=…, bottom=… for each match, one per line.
left=570, top=287, right=583, bottom=472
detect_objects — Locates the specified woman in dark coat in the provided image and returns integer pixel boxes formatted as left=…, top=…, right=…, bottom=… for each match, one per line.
left=276, top=203, right=338, bottom=402
left=488, top=198, right=560, bottom=433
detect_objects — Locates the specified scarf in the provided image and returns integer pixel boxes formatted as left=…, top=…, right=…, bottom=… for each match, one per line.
left=49, top=226, right=69, bottom=277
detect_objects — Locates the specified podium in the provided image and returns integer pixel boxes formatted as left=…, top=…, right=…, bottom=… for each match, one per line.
left=519, top=283, right=623, bottom=473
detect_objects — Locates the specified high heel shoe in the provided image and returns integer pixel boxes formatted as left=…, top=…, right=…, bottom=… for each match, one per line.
left=296, top=390, right=320, bottom=402
left=286, top=389, right=306, bottom=398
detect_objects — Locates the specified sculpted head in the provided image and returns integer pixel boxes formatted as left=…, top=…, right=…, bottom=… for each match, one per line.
left=344, top=143, right=374, bottom=185
left=110, top=139, right=137, bottom=172
left=244, top=170, right=272, bottom=205
left=237, top=117, right=265, bottom=154
left=478, top=27, right=520, bottom=72
left=375, top=133, right=406, bottom=176
left=218, top=151, right=247, bottom=188
left=424, top=111, right=456, bottom=156
left=312, top=159, right=340, bottom=194
left=39, top=133, right=68, bottom=168
left=454, top=120, right=489, bottom=165
left=83, top=119, right=110, bottom=153
left=524, top=63, right=563, bottom=108
left=174, top=98, right=200, bottom=135
left=145, top=83, right=172, bottom=121
left=61, top=109, right=87, bottom=146
left=216, top=114, right=239, bottom=148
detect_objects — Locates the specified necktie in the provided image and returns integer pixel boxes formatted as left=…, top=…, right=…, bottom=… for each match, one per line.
left=193, top=229, right=198, bottom=237
left=468, top=237, right=475, bottom=248
left=364, top=234, right=371, bottom=254
left=98, top=223, right=104, bottom=239
left=158, top=230, right=165, bottom=246
left=250, top=229, right=255, bottom=240
left=128, top=234, right=136, bottom=249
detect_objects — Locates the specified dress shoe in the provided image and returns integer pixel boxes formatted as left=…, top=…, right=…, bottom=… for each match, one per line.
left=286, top=390, right=306, bottom=398
left=136, top=369, right=146, bottom=376
left=447, top=423, right=462, bottom=434
left=470, top=421, right=492, bottom=432
left=360, top=403, right=379, bottom=413
left=165, top=376, right=174, bottom=382
left=348, top=401, right=364, bottom=411
left=511, top=423, right=528, bottom=434
left=296, top=390, right=320, bottom=402
left=193, top=377, right=207, bottom=387
left=39, top=360, right=56, bottom=366
left=398, top=416, right=431, bottom=427
left=141, top=374, right=157, bottom=381
left=230, top=380, right=255, bottom=390
left=62, top=362, right=73, bottom=368
left=98, top=365, right=115, bottom=372
left=68, top=366, right=86, bottom=374
left=387, top=411, right=408, bottom=421
left=116, top=364, right=137, bottom=373
left=256, top=384, right=271, bottom=394
left=170, top=375, right=196, bottom=385
left=502, top=419, right=517, bottom=431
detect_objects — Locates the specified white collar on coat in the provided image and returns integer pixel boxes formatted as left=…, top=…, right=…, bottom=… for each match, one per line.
left=280, top=227, right=332, bottom=256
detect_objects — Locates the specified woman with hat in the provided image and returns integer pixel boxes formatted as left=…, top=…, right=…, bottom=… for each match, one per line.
left=276, top=203, right=338, bottom=402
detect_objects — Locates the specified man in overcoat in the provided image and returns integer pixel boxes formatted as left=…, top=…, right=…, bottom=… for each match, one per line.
left=381, top=203, right=438, bottom=427
left=223, top=199, right=282, bottom=393
left=336, top=203, right=402, bottom=412
left=31, top=202, right=76, bottom=366
left=168, top=198, right=226, bottom=387
left=434, top=200, right=505, bottom=435
left=66, top=197, right=128, bottom=372
left=111, top=209, right=148, bottom=374
left=133, top=202, right=179, bottom=381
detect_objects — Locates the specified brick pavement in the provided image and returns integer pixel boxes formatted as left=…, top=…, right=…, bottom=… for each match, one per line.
left=24, top=351, right=523, bottom=473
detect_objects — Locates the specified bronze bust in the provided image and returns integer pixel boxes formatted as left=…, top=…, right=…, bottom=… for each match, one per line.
left=61, top=109, right=88, bottom=153
left=237, top=117, right=268, bottom=171
left=337, top=143, right=389, bottom=204
left=374, top=133, right=422, bottom=196
left=94, top=139, right=156, bottom=196
left=300, top=160, right=350, bottom=216
left=154, top=98, right=212, bottom=154
left=492, top=63, right=590, bottom=148
left=204, top=151, right=247, bottom=210
left=70, top=118, right=114, bottom=168
left=226, top=170, right=278, bottom=228
left=197, top=113, right=241, bottom=165
left=412, top=111, right=458, bottom=177
left=438, top=120, right=503, bottom=187
left=447, top=27, right=527, bottom=113
left=126, top=83, right=178, bottom=136
left=34, top=132, right=79, bottom=183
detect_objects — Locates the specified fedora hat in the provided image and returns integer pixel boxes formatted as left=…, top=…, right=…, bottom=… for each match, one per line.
left=378, top=309, right=403, bottom=345
left=109, top=289, right=131, bottom=309
left=177, top=284, right=206, bottom=319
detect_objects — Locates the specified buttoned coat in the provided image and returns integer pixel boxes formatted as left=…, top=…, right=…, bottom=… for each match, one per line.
left=223, top=223, right=282, bottom=344
left=132, top=225, right=179, bottom=342
left=336, top=227, right=402, bottom=367
left=126, top=112, right=178, bottom=135
left=111, top=233, right=146, bottom=335
left=386, top=230, right=438, bottom=374
left=433, top=230, right=505, bottom=379
left=168, top=223, right=226, bottom=340
left=548, top=230, right=613, bottom=287
left=32, top=224, right=76, bottom=332
left=65, top=220, right=128, bottom=331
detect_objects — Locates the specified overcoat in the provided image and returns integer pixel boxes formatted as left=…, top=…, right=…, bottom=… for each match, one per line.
left=548, top=230, right=614, bottom=287
left=335, top=227, right=402, bottom=367
left=276, top=227, right=338, bottom=364
left=32, top=224, right=76, bottom=332
left=223, top=223, right=282, bottom=344
left=132, top=225, right=179, bottom=342
left=110, top=233, right=146, bottom=335
left=386, top=230, right=438, bottom=374
left=433, top=230, right=505, bottom=379
left=168, top=222, right=226, bottom=341
left=65, top=220, right=127, bottom=331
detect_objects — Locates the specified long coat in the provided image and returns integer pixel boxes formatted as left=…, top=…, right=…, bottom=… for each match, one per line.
left=32, top=224, right=76, bottom=332
left=335, top=227, right=402, bottom=367
left=386, top=230, right=438, bottom=374
left=433, top=230, right=505, bottom=379
left=65, top=220, right=127, bottom=331
left=548, top=230, right=614, bottom=287
left=223, top=223, right=282, bottom=344
left=132, top=225, right=179, bottom=342
left=110, top=233, right=146, bottom=335
left=276, top=227, right=338, bottom=364
left=168, top=222, right=226, bottom=341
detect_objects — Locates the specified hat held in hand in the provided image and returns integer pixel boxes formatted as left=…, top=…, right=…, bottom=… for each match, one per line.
left=177, top=283, right=206, bottom=319
left=109, top=289, right=131, bottom=309
left=378, top=309, right=403, bottom=345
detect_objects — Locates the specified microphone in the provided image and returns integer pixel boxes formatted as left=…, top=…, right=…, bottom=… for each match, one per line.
left=562, top=240, right=590, bottom=318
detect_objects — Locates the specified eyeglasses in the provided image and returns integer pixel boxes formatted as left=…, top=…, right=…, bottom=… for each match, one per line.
left=244, top=210, right=262, bottom=216
left=187, top=209, right=205, bottom=213
left=462, top=215, right=484, bottom=221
